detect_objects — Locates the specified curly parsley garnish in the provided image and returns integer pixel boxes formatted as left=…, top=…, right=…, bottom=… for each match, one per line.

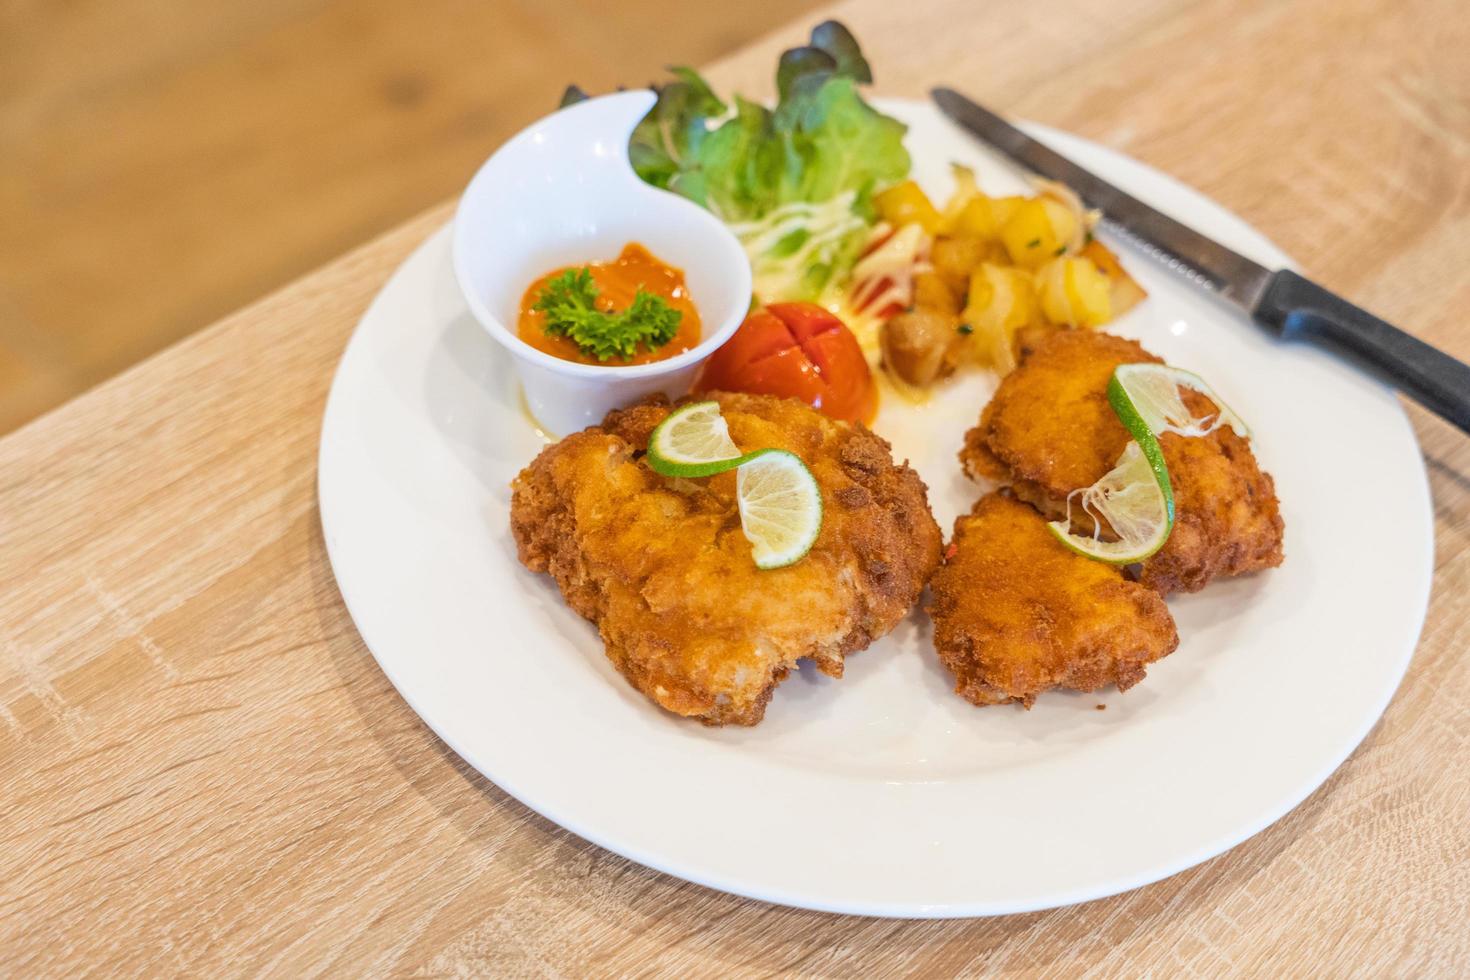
left=532, top=267, right=682, bottom=361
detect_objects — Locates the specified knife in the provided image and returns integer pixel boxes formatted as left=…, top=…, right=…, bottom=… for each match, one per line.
left=932, top=87, right=1470, bottom=435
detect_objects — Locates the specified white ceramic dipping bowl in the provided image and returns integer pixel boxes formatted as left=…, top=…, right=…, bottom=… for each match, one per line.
left=452, top=90, right=752, bottom=437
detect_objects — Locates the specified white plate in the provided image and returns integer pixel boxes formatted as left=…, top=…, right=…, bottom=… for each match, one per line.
left=318, top=100, right=1433, bottom=917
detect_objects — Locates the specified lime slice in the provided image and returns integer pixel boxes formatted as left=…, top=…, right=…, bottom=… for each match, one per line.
left=1046, top=372, right=1176, bottom=564
left=736, top=449, right=824, bottom=570
left=646, top=404, right=822, bottom=569
left=1112, top=363, right=1250, bottom=438
left=1046, top=442, right=1174, bottom=564
left=646, top=401, right=750, bottom=477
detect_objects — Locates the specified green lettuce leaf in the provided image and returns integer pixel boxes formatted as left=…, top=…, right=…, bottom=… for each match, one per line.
left=771, top=76, right=907, bottom=212
left=627, top=67, right=726, bottom=190
left=615, top=21, right=910, bottom=302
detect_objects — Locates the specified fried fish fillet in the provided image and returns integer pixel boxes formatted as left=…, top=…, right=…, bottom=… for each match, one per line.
left=510, top=392, right=942, bottom=726
left=960, top=330, right=1284, bottom=595
left=929, top=492, right=1180, bottom=707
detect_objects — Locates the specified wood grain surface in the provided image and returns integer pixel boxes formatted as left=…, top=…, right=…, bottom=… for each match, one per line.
left=0, top=0, right=821, bottom=433
left=4, top=0, right=1469, bottom=974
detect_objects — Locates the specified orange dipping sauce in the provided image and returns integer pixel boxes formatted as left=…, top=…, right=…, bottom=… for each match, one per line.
left=517, top=243, right=702, bottom=365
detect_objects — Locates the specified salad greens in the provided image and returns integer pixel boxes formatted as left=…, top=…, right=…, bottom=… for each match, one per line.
left=562, top=22, right=910, bottom=304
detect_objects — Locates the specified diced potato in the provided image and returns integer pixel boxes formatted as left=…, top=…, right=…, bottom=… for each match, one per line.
left=867, top=174, right=1146, bottom=390
left=1036, top=256, right=1113, bottom=328
left=1070, top=257, right=1113, bottom=325
left=966, top=264, right=1040, bottom=331
left=875, top=180, right=942, bottom=234
left=1046, top=201, right=1081, bottom=255
left=946, top=194, right=1027, bottom=241
left=912, top=270, right=963, bottom=314
left=881, top=308, right=963, bottom=386
left=930, top=236, right=993, bottom=292
left=988, top=196, right=1026, bottom=231
left=962, top=263, right=1039, bottom=374
left=949, top=198, right=992, bottom=239
left=999, top=198, right=1080, bottom=268
left=1034, top=179, right=1092, bottom=250
left=1081, top=239, right=1148, bottom=317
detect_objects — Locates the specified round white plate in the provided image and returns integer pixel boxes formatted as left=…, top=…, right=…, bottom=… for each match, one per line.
left=318, top=100, right=1433, bottom=917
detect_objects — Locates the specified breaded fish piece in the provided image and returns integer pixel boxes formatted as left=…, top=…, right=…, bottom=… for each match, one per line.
left=963, top=331, right=1153, bottom=495
left=960, top=330, right=1284, bottom=595
left=511, top=392, right=942, bottom=726
left=929, top=492, right=1180, bottom=707
left=1137, top=423, right=1285, bottom=594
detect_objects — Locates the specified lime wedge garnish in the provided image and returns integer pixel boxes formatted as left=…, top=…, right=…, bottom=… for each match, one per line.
left=646, top=401, right=751, bottom=477
left=736, top=449, right=824, bottom=570
left=1046, top=441, right=1174, bottom=563
left=1112, top=363, right=1250, bottom=438
left=1045, top=371, right=1176, bottom=564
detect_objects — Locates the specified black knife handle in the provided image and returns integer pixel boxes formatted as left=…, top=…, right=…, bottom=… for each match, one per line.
left=1255, top=269, right=1470, bottom=434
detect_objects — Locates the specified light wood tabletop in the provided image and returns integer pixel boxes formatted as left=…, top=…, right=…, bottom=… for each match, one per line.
left=0, top=0, right=822, bottom=434
left=4, top=0, right=1469, bottom=974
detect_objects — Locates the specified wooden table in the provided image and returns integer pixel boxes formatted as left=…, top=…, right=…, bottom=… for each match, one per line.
left=4, top=0, right=1468, bottom=973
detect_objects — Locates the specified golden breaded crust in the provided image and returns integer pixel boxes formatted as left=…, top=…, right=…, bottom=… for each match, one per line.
left=1139, top=427, right=1285, bottom=593
left=972, top=331, right=1160, bottom=498
left=959, top=329, right=1285, bottom=595
left=928, top=492, right=1179, bottom=707
left=511, top=392, right=942, bottom=726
